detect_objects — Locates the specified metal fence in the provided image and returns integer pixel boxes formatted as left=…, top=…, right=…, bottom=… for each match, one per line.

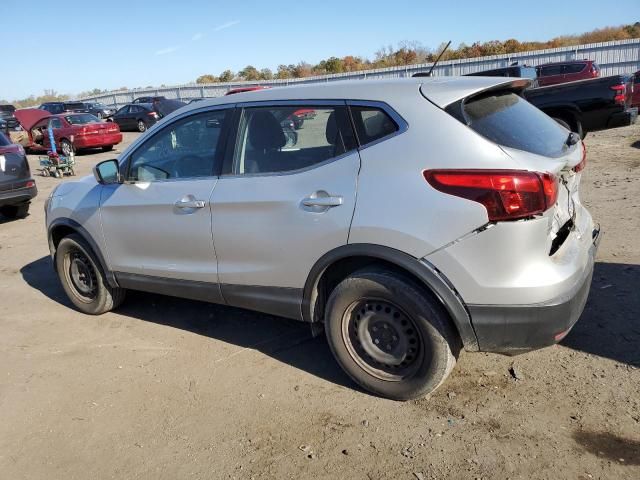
left=81, top=38, right=640, bottom=107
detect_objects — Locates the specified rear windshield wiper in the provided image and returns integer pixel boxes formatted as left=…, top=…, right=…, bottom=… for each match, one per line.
left=566, top=132, right=580, bottom=146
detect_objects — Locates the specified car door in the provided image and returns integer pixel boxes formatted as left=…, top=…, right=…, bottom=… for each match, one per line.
left=113, top=106, right=129, bottom=129
left=99, top=107, right=232, bottom=294
left=44, top=117, right=63, bottom=150
left=210, top=102, right=360, bottom=318
left=539, top=65, right=564, bottom=86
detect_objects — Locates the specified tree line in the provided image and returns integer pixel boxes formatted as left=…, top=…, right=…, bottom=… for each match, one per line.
left=195, top=23, right=640, bottom=83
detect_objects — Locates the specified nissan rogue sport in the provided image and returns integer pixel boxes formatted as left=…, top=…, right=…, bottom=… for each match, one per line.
left=45, top=78, right=600, bottom=400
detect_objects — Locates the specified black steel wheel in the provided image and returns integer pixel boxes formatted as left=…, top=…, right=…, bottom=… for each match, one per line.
left=325, top=268, right=460, bottom=400
left=55, top=234, right=126, bottom=314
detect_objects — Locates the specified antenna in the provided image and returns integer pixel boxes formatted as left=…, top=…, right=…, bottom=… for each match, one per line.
left=413, top=40, right=451, bottom=78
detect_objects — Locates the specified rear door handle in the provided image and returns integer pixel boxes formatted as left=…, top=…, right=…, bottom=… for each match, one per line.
left=302, top=196, right=343, bottom=207
left=175, top=197, right=206, bottom=209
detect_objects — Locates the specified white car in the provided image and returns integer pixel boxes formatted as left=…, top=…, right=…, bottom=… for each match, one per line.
left=45, top=78, right=599, bottom=400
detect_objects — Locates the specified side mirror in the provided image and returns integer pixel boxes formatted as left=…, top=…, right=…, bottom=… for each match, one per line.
left=93, top=159, right=122, bottom=185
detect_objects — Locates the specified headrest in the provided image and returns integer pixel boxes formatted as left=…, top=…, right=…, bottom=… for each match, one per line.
left=325, top=111, right=339, bottom=145
left=249, top=110, right=286, bottom=150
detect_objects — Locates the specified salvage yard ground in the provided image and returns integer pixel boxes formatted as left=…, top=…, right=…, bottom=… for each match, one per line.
left=0, top=124, right=639, bottom=479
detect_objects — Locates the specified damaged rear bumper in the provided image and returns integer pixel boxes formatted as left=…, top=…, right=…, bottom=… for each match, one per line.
left=469, top=226, right=601, bottom=354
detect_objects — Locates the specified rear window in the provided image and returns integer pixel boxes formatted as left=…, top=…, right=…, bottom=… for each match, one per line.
left=66, top=114, right=100, bottom=125
left=65, top=102, right=86, bottom=110
left=459, top=91, right=569, bottom=158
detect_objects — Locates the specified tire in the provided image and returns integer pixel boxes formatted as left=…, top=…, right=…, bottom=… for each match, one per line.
left=552, top=117, right=584, bottom=139
left=101, top=145, right=114, bottom=152
left=324, top=269, right=460, bottom=401
left=137, top=120, right=147, bottom=132
left=60, top=139, right=74, bottom=157
left=55, top=233, right=126, bottom=315
left=0, top=203, right=29, bottom=219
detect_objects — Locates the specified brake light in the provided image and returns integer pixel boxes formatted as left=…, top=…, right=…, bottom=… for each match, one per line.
left=423, top=170, right=558, bottom=222
left=611, top=84, right=626, bottom=105
left=573, top=142, right=587, bottom=173
left=148, top=112, right=159, bottom=118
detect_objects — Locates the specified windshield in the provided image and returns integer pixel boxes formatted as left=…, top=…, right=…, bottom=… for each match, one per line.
left=65, top=114, right=100, bottom=125
left=461, top=91, right=569, bottom=158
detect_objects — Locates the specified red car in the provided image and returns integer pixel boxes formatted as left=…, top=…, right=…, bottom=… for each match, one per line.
left=632, top=70, right=640, bottom=108
left=536, top=60, right=600, bottom=87
left=225, top=86, right=270, bottom=95
left=14, top=109, right=122, bottom=156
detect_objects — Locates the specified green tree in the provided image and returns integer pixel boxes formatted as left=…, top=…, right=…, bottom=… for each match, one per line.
left=239, top=65, right=260, bottom=81
left=259, top=68, right=274, bottom=80
left=219, top=70, right=234, bottom=82
left=196, top=74, right=218, bottom=84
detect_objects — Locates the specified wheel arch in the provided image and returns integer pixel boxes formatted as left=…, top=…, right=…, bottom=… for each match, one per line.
left=48, top=218, right=118, bottom=288
left=302, top=244, right=479, bottom=351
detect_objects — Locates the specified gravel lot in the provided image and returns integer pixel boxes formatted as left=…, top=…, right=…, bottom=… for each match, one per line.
left=1, top=124, right=639, bottom=479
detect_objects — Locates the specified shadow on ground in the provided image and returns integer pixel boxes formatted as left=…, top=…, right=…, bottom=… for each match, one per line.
left=21, top=258, right=640, bottom=389
left=562, top=262, right=640, bottom=367
left=20, top=255, right=354, bottom=390
left=572, top=430, right=640, bottom=465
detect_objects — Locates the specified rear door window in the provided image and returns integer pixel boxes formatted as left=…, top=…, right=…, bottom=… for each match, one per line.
left=458, top=91, right=569, bottom=158
left=350, top=106, right=399, bottom=146
left=540, top=65, right=562, bottom=76
left=232, top=105, right=356, bottom=175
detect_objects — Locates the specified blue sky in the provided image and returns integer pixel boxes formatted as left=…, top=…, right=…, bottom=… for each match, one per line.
left=1, top=0, right=637, bottom=100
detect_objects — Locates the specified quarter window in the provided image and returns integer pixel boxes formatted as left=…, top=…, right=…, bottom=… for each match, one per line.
left=128, top=110, right=227, bottom=181
left=563, top=63, right=586, bottom=74
left=233, top=106, right=356, bottom=175
left=350, top=106, right=398, bottom=146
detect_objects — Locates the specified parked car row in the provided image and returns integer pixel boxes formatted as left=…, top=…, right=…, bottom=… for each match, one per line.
left=39, top=101, right=117, bottom=119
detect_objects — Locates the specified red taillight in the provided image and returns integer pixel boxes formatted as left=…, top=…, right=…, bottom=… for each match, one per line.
left=611, top=84, right=626, bottom=105
left=423, top=170, right=558, bottom=222
left=574, top=143, right=587, bottom=173
left=25, top=180, right=35, bottom=188
left=148, top=112, right=158, bottom=118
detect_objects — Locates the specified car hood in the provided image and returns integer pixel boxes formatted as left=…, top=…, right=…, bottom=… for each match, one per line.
left=14, top=109, right=51, bottom=131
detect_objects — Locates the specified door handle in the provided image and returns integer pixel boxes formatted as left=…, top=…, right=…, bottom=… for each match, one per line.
left=302, top=196, right=343, bottom=207
left=175, top=198, right=206, bottom=209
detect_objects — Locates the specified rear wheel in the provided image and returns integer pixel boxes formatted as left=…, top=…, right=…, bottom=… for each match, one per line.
left=137, top=120, right=147, bottom=132
left=0, top=203, right=29, bottom=219
left=55, top=233, right=126, bottom=314
left=102, top=145, right=114, bottom=152
left=324, top=269, right=460, bottom=400
left=60, top=139, right=74, bottom=157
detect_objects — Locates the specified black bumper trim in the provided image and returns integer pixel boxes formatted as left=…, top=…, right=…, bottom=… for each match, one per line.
left=0, top=185, right=37, bottom=207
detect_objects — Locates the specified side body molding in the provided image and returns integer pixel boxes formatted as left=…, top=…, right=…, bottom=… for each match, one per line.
left=302, top=244, right=479, bottom=351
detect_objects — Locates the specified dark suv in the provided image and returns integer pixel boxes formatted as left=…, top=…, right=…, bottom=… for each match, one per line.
left=536, top=60, right=600, bottom=87
left=0, top=132, right=37, bottom=219
left=0, top=104, right=20, bottom=136
left=39, top=102, right=89, bottom=115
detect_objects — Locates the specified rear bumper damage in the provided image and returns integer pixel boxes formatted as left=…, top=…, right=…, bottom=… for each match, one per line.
left=469, top=225, right=601, bottom=354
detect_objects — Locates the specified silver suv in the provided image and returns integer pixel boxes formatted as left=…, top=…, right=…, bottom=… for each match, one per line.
left=45, top=78, right=600, bottom=400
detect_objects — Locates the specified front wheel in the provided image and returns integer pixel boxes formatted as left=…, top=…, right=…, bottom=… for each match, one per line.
left=324, top=269, right=460, bottom=400
left=55, top=233, right=126, bottom=314
left=137, top=120, right=147, bottom=132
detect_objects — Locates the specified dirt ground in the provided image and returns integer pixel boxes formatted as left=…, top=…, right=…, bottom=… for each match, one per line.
left=0, top=124, right=638, bottom=480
